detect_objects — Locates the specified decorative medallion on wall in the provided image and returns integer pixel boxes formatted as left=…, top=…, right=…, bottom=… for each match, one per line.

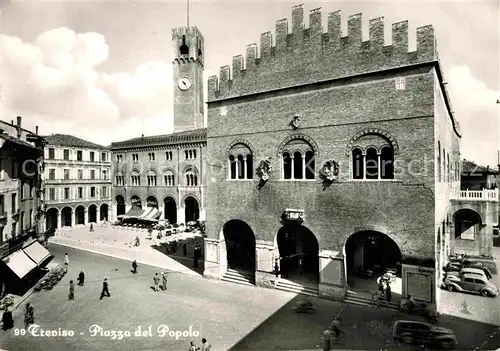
left=319, top=160, right=339, bottom=189
left=289, top=115, right=301, bottom=129
left=256, top=157, right=273, bottom=189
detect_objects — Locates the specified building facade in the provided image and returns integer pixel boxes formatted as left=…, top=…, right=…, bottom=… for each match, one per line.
left=110, top=25, right=206, bottom=224
left=42, top=134, right=112, bottom=230
left=460, top=159, right=499, bottom=190
left=203, top=5, right=464, bottom=311
left=0, top=116, right=45, bottom=255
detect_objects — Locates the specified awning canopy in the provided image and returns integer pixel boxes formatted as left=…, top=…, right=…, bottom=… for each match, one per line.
left=23, top=241, right=53, bottom=267
left=118, top=207, right=144, bottom=219
left=2, top=249, right=37, bottom=279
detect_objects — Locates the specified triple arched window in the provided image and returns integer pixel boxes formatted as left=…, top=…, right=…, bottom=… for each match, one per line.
left=351, top=134, right=394, bottom=180
left=131, top=171, right=140, bottom=186
left=281, top=139, right=315, bottom=180
left=228, top=143, right=253, bottom=180
left=115, top=172, right=125, bottom=186
left=147, top=170, right=157, bottom=186
left=164, top=170, right=175, bottom=186
left=185, top=168, right=198, bottom=186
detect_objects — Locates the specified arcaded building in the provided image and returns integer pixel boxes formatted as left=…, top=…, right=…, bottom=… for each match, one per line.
left=110, top=26, right=206, bottom=225
left=202, top=5, right=474, bottom=311
left=42, top=134, right=112, bottom=230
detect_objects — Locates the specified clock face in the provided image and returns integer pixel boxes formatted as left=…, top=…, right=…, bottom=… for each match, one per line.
left=178, top=77, right=191, bottom=91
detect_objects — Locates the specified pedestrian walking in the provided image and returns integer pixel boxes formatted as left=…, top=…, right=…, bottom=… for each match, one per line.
left=200, top=338, right=211, bottom=351
left=2, top=308, right=13, bottom=330
left=24, top=303, right=34, bottom=328
left=274, top=258, right=280, bottom=287
left=90, top=223, right=94, bottom=232
left=135, top=236, right=140, bottom=247
left=161, top=272, right=167, bottom=291
left=153, top=273, right=160, bottom=292
left=385, top=282, right=392, bottom=302
left=100, top=278, right=110, bottom=299
left=298, top=255, right=304, bottom=276
left=330, top=318, right=343, bottom=342
left=77, top=271, right=85, bottom=286
left=188, top=341, right=197, bottom=351
left=132, top=260, right=138, bottom=274
left=64, top=253, right=69, bottom=266
left=193, top=245, right=200, bottom=268
left=68, top=280, right=75, bottom=300
left=183, top=243, right=187, bottom=256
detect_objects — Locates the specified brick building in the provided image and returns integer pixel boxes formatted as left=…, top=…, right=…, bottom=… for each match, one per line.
left=42, top=134, right=112, bottom=230
left=203, top=5, right=462, bottom=311
left=110, top=26, right=206, bottom=225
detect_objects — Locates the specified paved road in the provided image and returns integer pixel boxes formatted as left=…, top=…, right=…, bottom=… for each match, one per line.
left=0, top=244, right=498, bottom=351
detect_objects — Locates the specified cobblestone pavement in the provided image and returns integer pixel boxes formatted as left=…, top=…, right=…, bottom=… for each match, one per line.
left=0, top=244, right=498, bottom=351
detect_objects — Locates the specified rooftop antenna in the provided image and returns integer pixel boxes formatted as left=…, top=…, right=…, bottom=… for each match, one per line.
left=187, top=0, right=190, bottom=27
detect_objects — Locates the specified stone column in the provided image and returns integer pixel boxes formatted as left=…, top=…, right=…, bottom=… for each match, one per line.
left=111, top=203, right=117, bottom=222
left=255, top=241, right=276, bottom=288
left=362, top=154, right=367, bottom=179
left=301, top=154, right=306, bottom=179
left=57, top=211, right=61, bottom=228
left=96, top=208, right=100, bottom=222
left=243, top=157, right=247, bottom=179
left=177, top=206, right=185, bottom=225
left=377, top=154, right=381, bottom=179
left=291, top=157, right=295, bottom=179
left=203, top=238, right=221, bottom=280
left=235, top=161, right=239, bottom=180
left=318, top=250, right=345, bottom=301
left=84, top=209, right=88, bottom=226
left=71, top=210, right=75, bottom=227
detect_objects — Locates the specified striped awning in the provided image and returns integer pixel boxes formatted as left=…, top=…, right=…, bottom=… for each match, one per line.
left=139, top=207, right=155, bottom=219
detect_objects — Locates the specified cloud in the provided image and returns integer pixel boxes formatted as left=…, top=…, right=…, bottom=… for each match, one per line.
left=0, top=27, right=177, bottom=145
left=447, top=65, right=499, bottom=166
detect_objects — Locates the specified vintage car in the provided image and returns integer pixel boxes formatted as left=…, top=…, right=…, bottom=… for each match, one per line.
left=445, top=267, right=490, bottom=281
left=393, top=319, right=457, bottom=349
left=442, top=273, right=499, bottom=297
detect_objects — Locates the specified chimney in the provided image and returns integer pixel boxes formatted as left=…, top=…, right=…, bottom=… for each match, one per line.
left=16, top=116, right=22, bottom=138
left=10, top=120, right=13, bottom=125
left=35, top=126, right=38, bottom=135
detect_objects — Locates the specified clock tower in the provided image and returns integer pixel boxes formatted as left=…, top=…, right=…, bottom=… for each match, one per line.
left=172, top=26, right=205, bottom=133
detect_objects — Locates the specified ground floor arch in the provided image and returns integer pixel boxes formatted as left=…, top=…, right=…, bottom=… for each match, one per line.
left=453, top=209, right=482, bottom=240
left=88, top=204, right=97, bottom=223
left=61, top=207, right=72, bottom=227
left=276, top=224, right=319, bottom=283
left=344, top=230, right=402, bottom=293
left=116, top=195, right=125, bottom=216
left=131, top=195, right=142, bottom=209
left=184, top=196, right=199, bottom=223
left=164, top=197, right=177, bottom=224
left=222, top=220, right=256, bottom=272
left=45, top=208, right=58, bottom=230
left=147, top=196, right=158, bottom=208
left=75, top=206, right=85, bottom=225
left=100, top=203, right=108, bottom=221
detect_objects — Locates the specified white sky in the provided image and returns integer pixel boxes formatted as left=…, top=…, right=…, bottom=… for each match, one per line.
left=0, top=0, right=498, bottom=166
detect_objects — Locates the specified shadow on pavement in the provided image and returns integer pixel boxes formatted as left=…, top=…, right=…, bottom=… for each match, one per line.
left=228, top=293, right=500, bottom=351
left=151, top=241, right=204, bottom=276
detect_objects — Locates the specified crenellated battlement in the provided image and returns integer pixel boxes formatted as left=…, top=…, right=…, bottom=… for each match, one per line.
left=208, top=5, right=438, bottom=101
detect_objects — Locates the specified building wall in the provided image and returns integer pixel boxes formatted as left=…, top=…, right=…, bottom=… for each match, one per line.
left=43, top=144, right=112, bottom=228
left=111, top=142, right=206, bottom=223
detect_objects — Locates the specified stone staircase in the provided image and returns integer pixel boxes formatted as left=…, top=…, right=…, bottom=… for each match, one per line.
left=344, top=290, right=400, bottom=311
left=274, top=278, right=319, bottom=297
left=221, top=269, right=255, bottom=286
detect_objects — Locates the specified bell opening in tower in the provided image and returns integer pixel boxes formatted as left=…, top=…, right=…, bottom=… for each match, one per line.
left=180, top=35, right=189, bottom=55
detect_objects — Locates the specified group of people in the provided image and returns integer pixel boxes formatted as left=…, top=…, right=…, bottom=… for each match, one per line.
left=153, top=272, right=168, bottom=292
left=64, top=253, right=110, bottom=300
left=376, top=278, right=392, bottom=302
left=189, top=338, right=211, bottom=351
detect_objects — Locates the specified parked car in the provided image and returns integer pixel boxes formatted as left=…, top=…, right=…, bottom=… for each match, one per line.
left=444, top=261, right=493, bottom=278
left=392, top=319, right=457, bottom=349
left=445, top=267, right=491, bottom=281
left=442, top=273, right=499, bottom=297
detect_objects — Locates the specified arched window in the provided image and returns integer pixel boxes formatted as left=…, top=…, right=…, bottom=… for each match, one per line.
left=164, top=170, right=175, bottom=186
left=131, top=171, right=140, bottom=186
left=185, top=168, right=198, bottom=186
left=281, top=139, right=315, bottom=180
left=437, top=142, right=441, bottom=182
left=185, top=150, right=188, bottom=159
left=115, top=172, right=124, bottom=186
left=228, top=143, right=253, bottom=180
left=350, top=133, right=395, bottom=180
left=147, top=170, right=157, bottom=186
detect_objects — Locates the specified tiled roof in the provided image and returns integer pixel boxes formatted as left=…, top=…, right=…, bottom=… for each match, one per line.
left=0, top=133, right=40, bottom=150
left=111, top=128, right=207, bottom=150
left=42, top=134, right=108, bottom=150
left=462, top=160, right=499, bottom=175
